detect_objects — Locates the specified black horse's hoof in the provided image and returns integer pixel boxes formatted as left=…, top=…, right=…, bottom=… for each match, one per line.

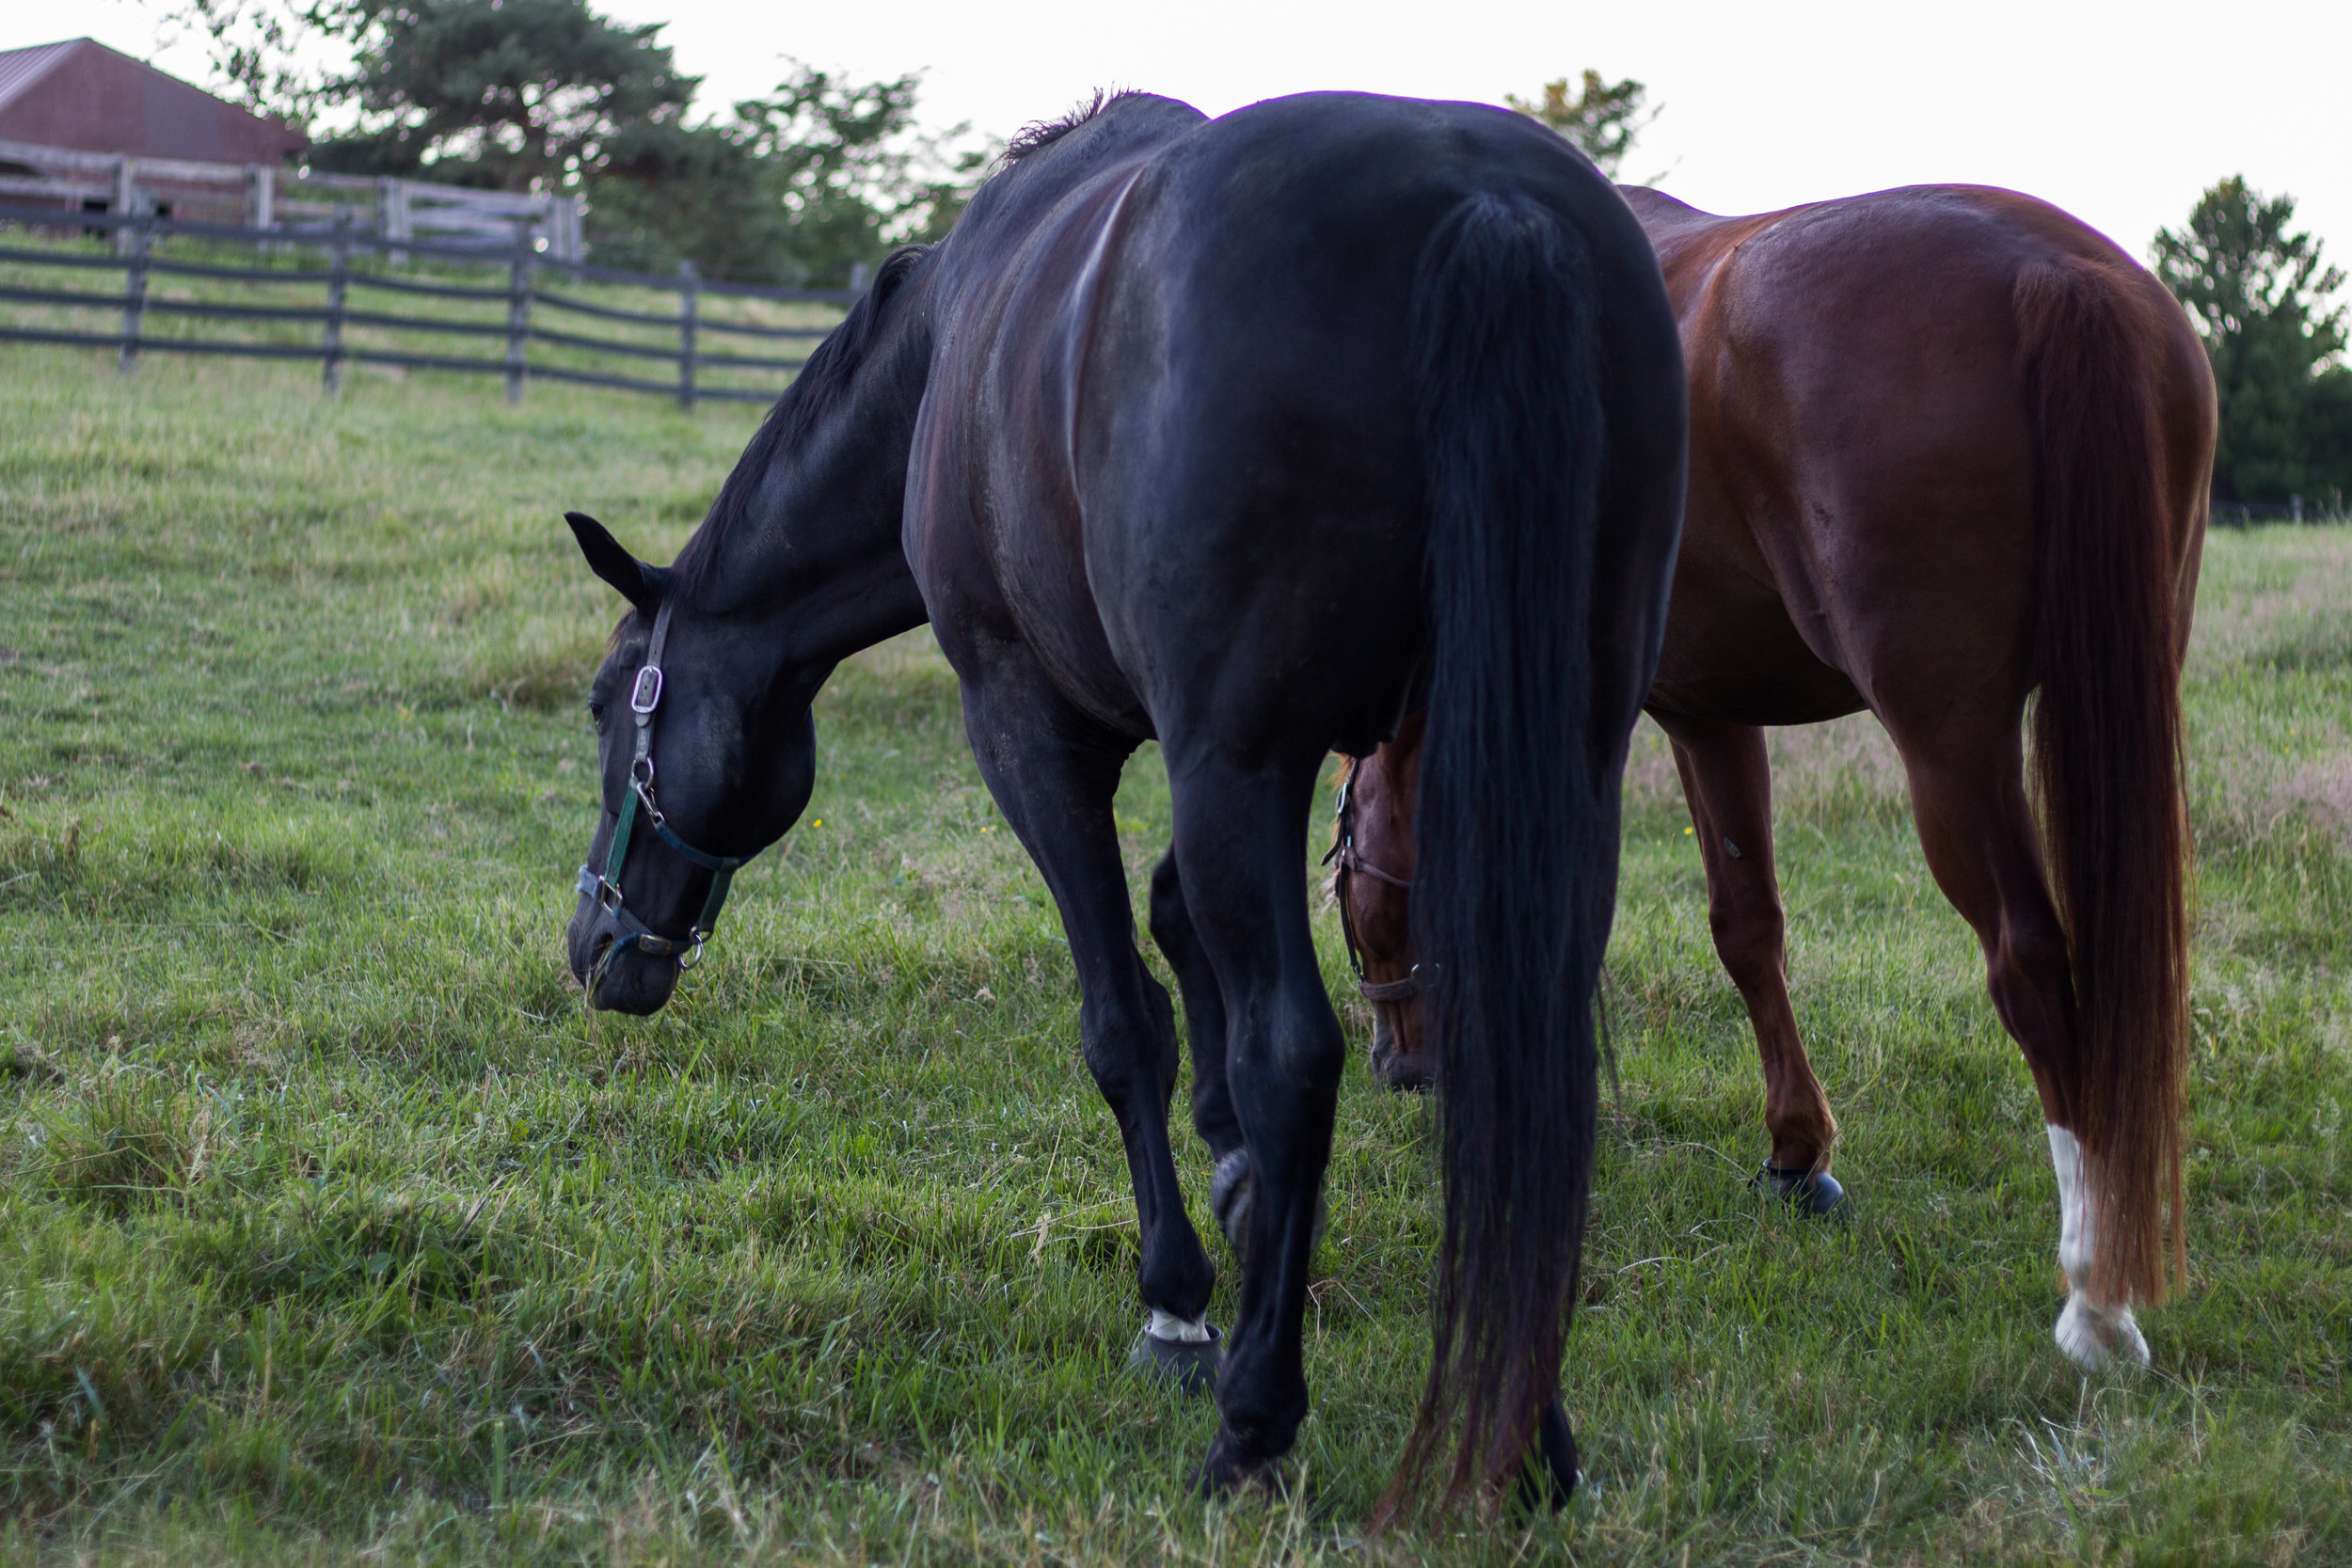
left=1209, top=1148, right=1327, bottom=1262
left=1756, top=1164, right=1849, bottom=1218
left=1191, top=1437, right=1288, bottom=1499
left=1512, top=1396, right=1581, bottom=1512
left=1127, top=1321, right=1224, bottom=1395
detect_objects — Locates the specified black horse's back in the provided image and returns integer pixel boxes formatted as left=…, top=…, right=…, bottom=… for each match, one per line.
left=561, top=88, right=1684, bottom=1511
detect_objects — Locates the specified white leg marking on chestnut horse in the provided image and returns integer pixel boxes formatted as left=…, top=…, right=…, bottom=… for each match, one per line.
left=2046, top=1125, right=2150, bottom=1370
left=1147, top=1307, right=1214, bottom=1344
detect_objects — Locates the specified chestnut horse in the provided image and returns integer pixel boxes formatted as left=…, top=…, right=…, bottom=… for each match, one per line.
left=1337, top=184, right=2213, bottom=1372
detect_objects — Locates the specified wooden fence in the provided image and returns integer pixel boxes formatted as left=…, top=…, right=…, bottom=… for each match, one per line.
left=0, top=200, right=853, bottom=407
left=2210, top=497, right=2347, bottom=528
left=0, top=136, right=584, bottom=261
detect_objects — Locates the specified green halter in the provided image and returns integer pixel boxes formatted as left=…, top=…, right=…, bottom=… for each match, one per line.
left=575, top=596, right=762, bottom=969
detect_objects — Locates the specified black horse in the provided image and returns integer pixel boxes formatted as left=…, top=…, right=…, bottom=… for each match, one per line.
left=562, top=90, right=1684, bottom=1506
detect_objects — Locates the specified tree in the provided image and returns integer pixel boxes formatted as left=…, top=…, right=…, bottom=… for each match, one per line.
left=155, top=0, right=325, bottom=122
left=299, top=0, right=697, bottom=191
left=156, top=0, right=982, bottom=286
left=1506, top=71, right=1654, bottom=181
left=588, top=68, right=982, bottom=286
left=2153, top=176, right=2351, bottom=504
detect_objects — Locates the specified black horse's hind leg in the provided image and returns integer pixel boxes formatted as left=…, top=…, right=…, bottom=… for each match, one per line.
left=1515, top=1394, right=1581, bottom=1510
left=1148, top=851, right=1248, bottom=1215
left=958, top=660, right=1220, bottom=1383
left=1152, top=849, right=1327, bottom=1265
left=1163, top=751, right=1345, bottom=1490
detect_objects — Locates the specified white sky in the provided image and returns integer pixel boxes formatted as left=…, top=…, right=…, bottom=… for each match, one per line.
left=24, top=0, right=2352, bottom=277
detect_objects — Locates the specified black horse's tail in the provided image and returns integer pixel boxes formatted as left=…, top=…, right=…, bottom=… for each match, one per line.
left=1385, top=193, right=1609, bottom=1510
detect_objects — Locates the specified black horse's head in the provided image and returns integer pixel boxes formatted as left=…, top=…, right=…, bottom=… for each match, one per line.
left=563, top=511, right=819, bottom=1013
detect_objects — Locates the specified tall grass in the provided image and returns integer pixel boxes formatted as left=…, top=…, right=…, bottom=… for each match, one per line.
left=0, top=346, right=2345, bottom=1563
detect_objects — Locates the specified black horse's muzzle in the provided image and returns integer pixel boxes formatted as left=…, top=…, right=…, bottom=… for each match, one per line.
left=562, top=594, right=765, bottom=1016
left=567, top=888, right=683, bottom=1014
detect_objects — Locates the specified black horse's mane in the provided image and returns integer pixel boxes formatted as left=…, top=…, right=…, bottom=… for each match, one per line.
left=673, top=245, right=930, bottom=603
left=673, top=90, right=1150, bottom=608
left=1002, top=89, right=1135, bottom=165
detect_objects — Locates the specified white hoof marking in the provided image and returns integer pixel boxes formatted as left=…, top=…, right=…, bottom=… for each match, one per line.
left=2055, top=1293, right=2151, bottom=1370
left=2045, top=1125, right=2151, bottom=1372
left=1146, top=1307, right=1214, bottom=1344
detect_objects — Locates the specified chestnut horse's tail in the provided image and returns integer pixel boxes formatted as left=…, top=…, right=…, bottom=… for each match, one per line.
left=1385, top=193, right=1608, bottom=1509
left=2014, top=258, right=2192, bottom=1307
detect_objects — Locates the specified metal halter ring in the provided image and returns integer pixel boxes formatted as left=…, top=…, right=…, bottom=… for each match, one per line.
left=575, top=594, right=766, bottom=972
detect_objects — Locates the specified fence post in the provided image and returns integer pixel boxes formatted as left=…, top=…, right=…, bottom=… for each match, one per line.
left=245, top=164, right=275, bottom=231
left=505, top=218, right=533, bottom=404
left=323, top=207, right=351, bottom=396
left=676, top=260, right=698, bottom=413
left=849, top=260, right=871, bottom=293
left=119, top=213, right=151, bottom=373
left=381, top=178, right=411, bottom=267
left=112, top=157, right=138, bottom=256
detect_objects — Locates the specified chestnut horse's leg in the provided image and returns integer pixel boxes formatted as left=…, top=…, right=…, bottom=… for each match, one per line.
left=1657, top=715, right=1843, bottom=1212
left=1888, top=711, right=2150, bottom=1370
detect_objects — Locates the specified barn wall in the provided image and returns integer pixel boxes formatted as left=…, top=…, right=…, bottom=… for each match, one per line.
left=0, top=41, right=304, bottom=166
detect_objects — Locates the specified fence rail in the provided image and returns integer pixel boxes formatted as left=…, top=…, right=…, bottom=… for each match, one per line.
left=0, top=201, right=853, bottom=408
left=0, top=136, right=586, bottom=261
left=2211, top=498, right=2348, bottom=528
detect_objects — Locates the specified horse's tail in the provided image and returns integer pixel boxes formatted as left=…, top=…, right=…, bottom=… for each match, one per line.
left=2014, top=257, right=2194, bottom=1307
left=1385, top=193, right=1610, bottom=1509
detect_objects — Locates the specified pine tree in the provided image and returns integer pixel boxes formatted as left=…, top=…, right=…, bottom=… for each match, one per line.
left=2154, top=177, right=2351, bottom=505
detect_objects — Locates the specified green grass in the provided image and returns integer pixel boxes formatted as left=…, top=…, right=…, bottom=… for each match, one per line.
left=1, top=347, right=2346, bottom=1564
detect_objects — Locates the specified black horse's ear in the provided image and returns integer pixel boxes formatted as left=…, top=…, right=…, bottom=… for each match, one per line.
left=565, top=512, right=660, bottom=613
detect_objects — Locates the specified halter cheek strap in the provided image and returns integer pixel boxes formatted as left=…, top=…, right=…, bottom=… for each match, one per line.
left=576, top=596, right=761, bottom=969
left=1324, top=759, right=1423, bottom=1003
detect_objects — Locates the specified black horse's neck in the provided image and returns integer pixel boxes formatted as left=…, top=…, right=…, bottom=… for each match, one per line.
left=671, top=251, right=936, bottom=669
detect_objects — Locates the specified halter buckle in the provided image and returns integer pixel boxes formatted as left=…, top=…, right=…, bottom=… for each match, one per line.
left=629, top=665, right=663, bottom=714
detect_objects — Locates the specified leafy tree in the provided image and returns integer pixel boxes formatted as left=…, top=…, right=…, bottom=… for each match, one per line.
left=2154, top=176, right=2351, bottom=504
left=1506, top=71, right=1654, bottom=181
left=155, top=0, right=323, bottom=121
left=300, top=0, right=696, bottom=192
left=588, top=68, right=983, bottom=285
left=156, top=0, right=981, bottom=285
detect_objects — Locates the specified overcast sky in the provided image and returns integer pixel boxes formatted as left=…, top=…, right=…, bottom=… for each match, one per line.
left=29, top=0, right=2352, bottom=279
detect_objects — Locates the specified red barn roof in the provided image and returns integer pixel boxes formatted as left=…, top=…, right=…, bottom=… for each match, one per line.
left=0, top=37, right=306, bottom=166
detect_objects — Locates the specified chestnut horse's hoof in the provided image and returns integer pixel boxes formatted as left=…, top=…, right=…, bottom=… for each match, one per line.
left=1756, top=1164, right=1848, bottom=1218
left=1126, top=1319, right=1224, bottom=1395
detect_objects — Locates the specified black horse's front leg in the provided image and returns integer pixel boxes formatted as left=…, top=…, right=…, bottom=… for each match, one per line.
left=954, top=652, right=1221, bottom=1387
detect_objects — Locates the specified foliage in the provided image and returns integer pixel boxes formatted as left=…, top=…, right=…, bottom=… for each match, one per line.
left=1505, top=71, right=1654, bottom=180
left=586, top=68, right=984, bottom=286
left=299, top=0, right=697, bottom=195
left=0, top=345, right=2346, bottom=1560
left=2154, top=175, right=2352, bottom=504
left=154, top=0, right=983, bottom=287
left=153, top=0, right=326, bottom=122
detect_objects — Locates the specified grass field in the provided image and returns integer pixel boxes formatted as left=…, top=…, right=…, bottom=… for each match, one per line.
left=1, top=349, right=2346, bottom=1565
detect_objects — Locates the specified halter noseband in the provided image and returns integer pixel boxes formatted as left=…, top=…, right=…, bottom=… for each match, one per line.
left=1325, top=759, right=1422, bottom=1003
left=575, top=596, right=762, bottom=971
